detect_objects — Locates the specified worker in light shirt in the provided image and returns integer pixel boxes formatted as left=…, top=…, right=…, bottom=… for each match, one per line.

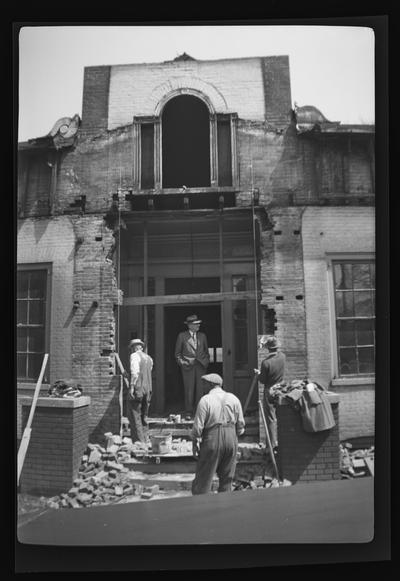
left=126, top=338, right=153, bottom=444
left=191, top=373, right=245, bottom=495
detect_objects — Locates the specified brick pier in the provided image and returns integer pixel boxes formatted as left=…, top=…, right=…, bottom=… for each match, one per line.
left=19, top=396, right=90, bottom=495
left=276, top=393, right=341, bottom=483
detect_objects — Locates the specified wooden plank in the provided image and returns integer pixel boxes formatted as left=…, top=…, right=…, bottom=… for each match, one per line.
left=124, top=290, right=260, bottom=306
left=364, top=457, right=374, bottom=477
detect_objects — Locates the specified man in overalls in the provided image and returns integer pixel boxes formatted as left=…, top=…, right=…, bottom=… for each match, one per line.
left=127, top=338, right=153, bottom=444
left=191, top=373, right=245, bottom=495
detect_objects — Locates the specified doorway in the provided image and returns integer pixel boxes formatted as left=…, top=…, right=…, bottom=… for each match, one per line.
left=164, top=304, right=222, bottom=413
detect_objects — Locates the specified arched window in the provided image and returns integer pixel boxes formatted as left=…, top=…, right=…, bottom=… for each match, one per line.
left=162, top=95, right=210, bottom=188
left=133, top=92, right=237, bottom=192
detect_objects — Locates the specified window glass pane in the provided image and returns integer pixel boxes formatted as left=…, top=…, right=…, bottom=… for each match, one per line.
left=17, top=353, right=27, bottom=378
left=28, top=328, right=45, bottom=352
left=353, top=263, right=371, bottom=289
left=370, top=263, right=375, bottom=288
left=28, top=300, right=45, bottom=324
left=339, top=347, right=358, bottom=374
left=335, top=291, right=354, bottom=317
left=217, top=119, right=232, bottom=187
left=233, top=300, right=248, bottom=370
left=28, top=353, right=44, bottom=380
left=334, top=263, right=352, bottom=289
left=140, top=124, right=155, bottom=189
left=358, top=347, right=375, bottom=374
left=354, top=291, right=373, bottom=316
left=337, top=319, right=355, bottom=347
left=356, top=319, right=375, bottom=346
left=232, top=276, right=247, bottom=292
left=29, top=271, right=46, bottom=298
left=17, top=272, right=29, bottom=298
left=17, top=300, right=28, bottom=324
left=17, top=328, right=28, bottom=352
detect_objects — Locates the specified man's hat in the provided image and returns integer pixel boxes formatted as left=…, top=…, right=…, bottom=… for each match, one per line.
left=184, top=314, right=202, bottom=325
left=201, top=373, right=223, bottom=386
left=261, top=335, right=280, bottom=349
left=129, top=338, right=145, bottom=348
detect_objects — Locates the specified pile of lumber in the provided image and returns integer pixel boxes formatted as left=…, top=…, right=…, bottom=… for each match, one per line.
left=340, top=442, right=375, bottom=478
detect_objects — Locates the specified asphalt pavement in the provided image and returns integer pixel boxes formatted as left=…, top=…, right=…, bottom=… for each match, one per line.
left=17, top=477, right=374, bottom=546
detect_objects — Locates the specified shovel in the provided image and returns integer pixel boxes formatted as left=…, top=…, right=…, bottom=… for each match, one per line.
left=17, top=353, right=49, bottom=485
left=258, top=398, right=281, bottom=484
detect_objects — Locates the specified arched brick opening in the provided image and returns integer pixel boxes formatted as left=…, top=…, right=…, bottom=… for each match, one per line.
left=161, top=94, right=211, bottom=188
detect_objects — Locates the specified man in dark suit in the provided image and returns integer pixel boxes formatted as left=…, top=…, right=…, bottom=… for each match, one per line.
left=175, top=314, right=210, bottom=416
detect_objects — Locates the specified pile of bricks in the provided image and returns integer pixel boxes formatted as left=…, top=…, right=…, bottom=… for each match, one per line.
left=340, top=443, right=374, bottom=478
left=45, top=434, right=171, bottom=509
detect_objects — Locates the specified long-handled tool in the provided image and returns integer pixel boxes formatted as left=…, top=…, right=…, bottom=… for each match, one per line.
left=17, top=353, right=49, bottom=485
left=243, top=369, right=259, bottom=415
left=115, top=353, right=130, bottom=437
left=258, top=398, right=281, bottom=484
left=114, top=352, right=130, bottom=390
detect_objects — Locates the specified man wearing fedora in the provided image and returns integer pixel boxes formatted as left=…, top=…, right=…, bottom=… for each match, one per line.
left=257, top=335, right=286, bottom=450
left=191, top=373, right=245, bottom=495
left=127, top=338, right=153, bottom=444
left=175, top=314, right=210, bottom=416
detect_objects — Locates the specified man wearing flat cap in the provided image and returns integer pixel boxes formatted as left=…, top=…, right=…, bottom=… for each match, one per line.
left=256, top=335, right=286, bottom=451
left=127, top=338, right=153, bottom=444
left=191, top=373, right=245, bottom=495
left=175, top=314, right=210, bottom=416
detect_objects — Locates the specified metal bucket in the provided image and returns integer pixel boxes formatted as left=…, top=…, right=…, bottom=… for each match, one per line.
left=150, top=433, right=172, bottom=454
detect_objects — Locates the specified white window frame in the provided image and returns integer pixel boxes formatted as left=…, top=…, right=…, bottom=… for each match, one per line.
left=17, top=263, right=52, bottom=383
left=327, top=253, right=375, bottom=380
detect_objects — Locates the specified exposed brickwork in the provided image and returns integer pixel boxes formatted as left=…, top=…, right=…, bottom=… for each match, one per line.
left=261, top=56, right=292, bottom=129
left=276, top=401, right=341, bottom=483
left=20, top=399, right=90, bottom=495
left=107, top=57, right=267, bottom=127
left=71, top=215, right=121, bottom=440
left=81, top=66, right=111, bottom=135
left=260, top=207, right=308, bottom=380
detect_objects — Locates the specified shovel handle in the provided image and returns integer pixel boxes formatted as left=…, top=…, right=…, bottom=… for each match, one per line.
left=243, top=370, right=259, bottom=415
left=115, top=353, right=130, bottom=389
left=258, top=399, right=280, bottom=481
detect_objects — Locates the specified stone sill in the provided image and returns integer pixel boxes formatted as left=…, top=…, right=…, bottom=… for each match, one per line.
left=19, top=396, right=91, bottom=409
left=18, top=383, right=50, bottom=391
left=330, top=376, right=375, bottom=387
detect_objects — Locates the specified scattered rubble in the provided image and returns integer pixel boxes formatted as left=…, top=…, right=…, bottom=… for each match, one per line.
left=44, top=433, right=195, bottom=509
left=39, top=434, right=373, bottom=510
left=340, top=442, right=374, bottom=478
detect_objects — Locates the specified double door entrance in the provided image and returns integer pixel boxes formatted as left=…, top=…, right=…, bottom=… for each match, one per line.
left=118, top=211, right=259, bottom=415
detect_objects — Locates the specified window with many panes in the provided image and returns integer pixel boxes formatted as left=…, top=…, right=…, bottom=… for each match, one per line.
left=17, top=266, right=50, bottom=381
left=332, top=260, right=375, bottom=375
left=232, top=275, right=248, bottom=371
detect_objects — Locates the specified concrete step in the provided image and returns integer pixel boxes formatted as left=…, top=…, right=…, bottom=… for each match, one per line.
left=127, top=471, right=219, bottom=491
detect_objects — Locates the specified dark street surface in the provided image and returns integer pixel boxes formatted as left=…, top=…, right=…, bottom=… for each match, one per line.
left=18, top=477, right=373, bottom=545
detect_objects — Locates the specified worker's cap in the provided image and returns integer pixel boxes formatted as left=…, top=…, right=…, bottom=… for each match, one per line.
left=261, top=335, right=280, bottom=349
left=201, top=373, right=223, bottom=386
left=184, top=314, right=202, bottom=325
left=129, top=338, right=145, bottom=348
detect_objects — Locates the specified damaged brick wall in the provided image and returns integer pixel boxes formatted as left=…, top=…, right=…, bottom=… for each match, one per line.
left=54, top=126, right=135, bottom=215
left=259, top=207, right=307, bottom=379
left=71, top=215, right=121, bottom=441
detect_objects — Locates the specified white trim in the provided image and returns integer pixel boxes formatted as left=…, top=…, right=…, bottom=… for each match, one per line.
left=326, top=253, right=375, bottom=380
left=331, top=376, right=375, bottom=387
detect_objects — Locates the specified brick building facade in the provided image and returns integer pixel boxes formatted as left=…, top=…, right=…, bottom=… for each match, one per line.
left=17, top=54, right=375, bottom=443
